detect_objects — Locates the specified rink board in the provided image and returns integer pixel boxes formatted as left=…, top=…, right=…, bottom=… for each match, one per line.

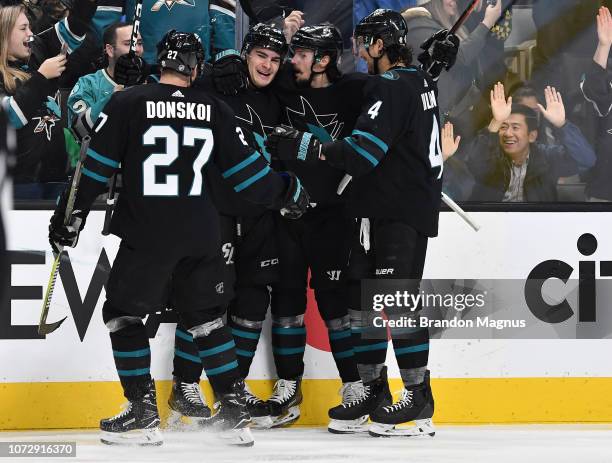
left=2, top=210, right=612, bottom=429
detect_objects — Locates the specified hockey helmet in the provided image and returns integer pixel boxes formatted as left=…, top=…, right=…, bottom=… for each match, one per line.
left=354, top=9, right=408, bottom=52
left=157, top=30, right=204, bottom=76
left=241, top=23, right=288, bottom=58
left=290, top=24, right=343, bottom=66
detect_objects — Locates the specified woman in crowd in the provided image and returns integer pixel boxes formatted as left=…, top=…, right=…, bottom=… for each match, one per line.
left=0, top=0, right=94, bottom=198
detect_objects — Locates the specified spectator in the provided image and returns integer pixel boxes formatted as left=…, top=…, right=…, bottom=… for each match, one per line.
left=467, top=82, right=596, bottom=202
left=581, top=6, right=612, bottom=202
left=90, top=0, right=236, bottom=63
left=0, top=0, right=94, bottom=199
left=512, top=85, right=557, bottom=145
left=402, top=0, right=502, bottom=139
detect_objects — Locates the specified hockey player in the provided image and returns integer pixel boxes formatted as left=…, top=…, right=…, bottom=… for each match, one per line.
left=168, top=23, right=289, bottom=429
left=67, top=21, right=145, bottom=130
left=258, top=25, right=370, bottom=430
left=265, top=9, right=459, bottom=437
left=48, top=30, right=309, bottom=447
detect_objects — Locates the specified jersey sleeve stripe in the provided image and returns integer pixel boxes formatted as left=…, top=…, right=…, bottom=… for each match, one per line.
left=344, top=138, right=380, bottom=167
left=2, top=96, right=28, bottom=128
left=293, top=178, right=302, bottom=202
left=86, top=147, right=120, bottom=168
left=352, top=130, right=388, bottom=153
left=233, top=165, right=271, bottom=192
left=82, top=167, right=109, bottom=183
left=222, top=151, right=260, bottom=178
left=55, top=19, right=84, bottom=53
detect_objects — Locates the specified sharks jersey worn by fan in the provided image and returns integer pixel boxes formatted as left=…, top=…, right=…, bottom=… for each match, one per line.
left=73, top=83, right=288, bottom=252
left=274, top=67, right=368, bottom=206
left=326, top=67, right=443, bottom=237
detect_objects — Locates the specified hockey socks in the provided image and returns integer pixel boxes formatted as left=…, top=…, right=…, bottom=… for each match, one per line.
left=271, top=314, right=306, bottom=379
left=229, top=315, right=263, bottom=378
left=391, top=328, right=430, bottom=387
left=173, top=324, right=203, bottom=384
left=325, top=316, right=360, bottom=383
left=103, top=305, right=152, bottom=400
left=186, top=318, right=241, bottom=395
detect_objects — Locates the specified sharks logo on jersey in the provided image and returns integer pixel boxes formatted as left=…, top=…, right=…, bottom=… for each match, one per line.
left=235, top=104, right=273, bottom=161
left=32, top=94, right=61, bottom=141
left=285, top=96, right=344, bottom=143
left=150, top=0, right=195, bottom=11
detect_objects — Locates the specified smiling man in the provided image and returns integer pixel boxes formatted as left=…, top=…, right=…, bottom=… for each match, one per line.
left=468, top=82, right=596, bottom=202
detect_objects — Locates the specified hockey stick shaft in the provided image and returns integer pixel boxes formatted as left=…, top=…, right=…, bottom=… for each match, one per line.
left=441, top=192, right=480, bottom=232
left=129, top=0, right=143, bottom=55
left=38, top=135, right=91, bottom=335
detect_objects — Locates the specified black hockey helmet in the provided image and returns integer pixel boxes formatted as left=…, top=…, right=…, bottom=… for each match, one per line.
left=354, top=9, right=408, bottom=50
left=290, top=24, right=343, bottom=66
left=241, top=23, right=288, bottom=58
left=157, top=30, right=204, bottom=76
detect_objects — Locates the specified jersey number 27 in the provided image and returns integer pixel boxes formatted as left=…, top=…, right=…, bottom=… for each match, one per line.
left=142, top=125, right=213, bottom=196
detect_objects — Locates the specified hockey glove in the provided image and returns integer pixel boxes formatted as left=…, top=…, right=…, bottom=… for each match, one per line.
left=114, top=53, right=148, bottom=87
left=212, top=51, right=249, bottom=96
left=265, top=127, right=322, bottom=163
left=418, top=29, right=460, bottom=79
left=278, top=171, right=310, bottom=220
left=48, top=187, right=87, bottom=254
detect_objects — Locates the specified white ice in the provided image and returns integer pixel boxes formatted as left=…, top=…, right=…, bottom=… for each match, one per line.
left=2, top=425, right=612, bottom=462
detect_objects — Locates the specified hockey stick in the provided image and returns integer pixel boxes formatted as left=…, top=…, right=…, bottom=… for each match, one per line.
left=441, top=192, right=480, bottom=232
left=102, top=0, right=143, bottom=234
left=38, top=135, right=91, bottom=335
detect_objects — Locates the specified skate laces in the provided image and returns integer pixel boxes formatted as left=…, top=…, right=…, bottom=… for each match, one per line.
left=268, top=379, right=297, bottom=404
left=340, top=381, right=365, bottom=404
left=383, top=388, right=414, bottom=413
left=180, top=382, right=206, bottom=406
left=342, top=384, right=371, bottom=408
left=244, top=384, right=263, bottom=405
left=108, top=402, right=133, bottom=421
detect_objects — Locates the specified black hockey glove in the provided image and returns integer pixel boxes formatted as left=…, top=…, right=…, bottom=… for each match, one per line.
left=114, top=53, right=147, bottom=87
left=277, top=172, right=310, bottom=220
left=48, top=187, right=87, bottom=254
left=265, top=127, right=322, bottom=163
left=418, top=29, right=460, bottom=79
left=212, top=51, right=249, bottom=95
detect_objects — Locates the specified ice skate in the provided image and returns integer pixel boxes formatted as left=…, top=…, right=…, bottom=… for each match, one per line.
left=267, top=378, right=303, bottom=428
left=328, top=367, right=391, bottom=434
left=100, top=381, right=163, bottom=446
left=207, top=380, right=254, bottom=447
left=244, top=383, right=273, bottom=429
left=369, top=370, right=435, bottom=438
left=166, top=377, right=211, bottom=428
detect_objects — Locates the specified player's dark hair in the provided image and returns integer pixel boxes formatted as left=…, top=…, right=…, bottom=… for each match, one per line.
left=103, top=21, right=131, bottom=47
left=511, top=85, right=538, bottom=101
left=510, top=104, right=539, bottom=133
left=385, top=44, right=413, bottom=67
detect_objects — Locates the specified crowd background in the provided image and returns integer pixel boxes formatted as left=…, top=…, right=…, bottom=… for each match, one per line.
left=1, top=0, right=611, bottom=203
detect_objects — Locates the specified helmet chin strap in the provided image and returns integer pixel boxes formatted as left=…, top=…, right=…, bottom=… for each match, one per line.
left=365, top=39, right=384, bottom=75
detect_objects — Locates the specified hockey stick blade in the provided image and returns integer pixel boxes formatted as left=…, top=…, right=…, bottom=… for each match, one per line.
left=441, top=192, right=480, bottom=232
left=38, top=251, right=67, bottom=335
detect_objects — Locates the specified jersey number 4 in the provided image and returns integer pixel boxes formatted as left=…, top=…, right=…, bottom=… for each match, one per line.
left=429, top=115, right=443, bottom=179
left=142, top=125, right=213, bottom=196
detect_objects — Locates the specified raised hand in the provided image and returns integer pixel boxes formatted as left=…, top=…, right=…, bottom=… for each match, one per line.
left=597, top=6, right=612, bottom=47
left=441, top=122, right=461, bottom=161
left=482, top=0, right=502, bottom=29
left=490, top=82, right=512, bottom=123
left=537, top=86, right=566, bottom=128
left=283, top=10, right=305, bottom=42
left=38, top=54, right=67, bottom=80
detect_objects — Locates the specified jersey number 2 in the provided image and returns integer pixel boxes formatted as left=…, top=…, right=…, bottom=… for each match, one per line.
left=142, top=125, right=213, bottom=196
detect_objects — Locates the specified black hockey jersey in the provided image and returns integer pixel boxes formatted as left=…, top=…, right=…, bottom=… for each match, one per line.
left=195, top=77, right=282, bottom=217
left=74, top=83, right=288, bottom=253
left=323, top=66, right=443, bottom=237
left=274, top=67, right=369, bottom=205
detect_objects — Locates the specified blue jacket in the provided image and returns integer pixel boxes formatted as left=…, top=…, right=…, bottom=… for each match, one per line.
left=467, top=121, right=596, bottom=202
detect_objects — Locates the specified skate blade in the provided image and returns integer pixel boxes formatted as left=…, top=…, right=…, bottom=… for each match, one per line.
left=328, top=415, right=369, bottom=434
left=165, top=409, right=211, bottom=431
left=218, top=426, right=255, bottom=447
left=269, top=406, right=300, bottom=428
left=100, top=427, right=163, bottom=446
left=250, top=415, right=274, bottom=429
left=369, top=419, right=435, bottom=438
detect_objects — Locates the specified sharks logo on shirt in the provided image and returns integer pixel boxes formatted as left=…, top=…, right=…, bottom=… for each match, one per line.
left=235, top=104, right=273, bottom=161
left=285, top=96, right=344, bottom=142
left=150, top=0, right=195, bottom=11
left=32, top=94, right=61, bottom=141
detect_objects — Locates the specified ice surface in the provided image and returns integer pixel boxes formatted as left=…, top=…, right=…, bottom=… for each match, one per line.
left=1, top=425, right=612, bottom=463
